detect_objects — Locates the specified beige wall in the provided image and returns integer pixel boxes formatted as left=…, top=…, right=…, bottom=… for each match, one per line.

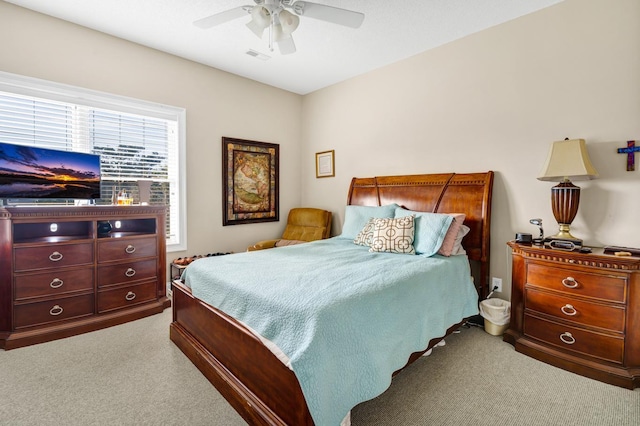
left=2, top=0, right=639, bottom=300
left=0, top=2, right=303, bottom=262
left=301, top=0, right=640, bottom=299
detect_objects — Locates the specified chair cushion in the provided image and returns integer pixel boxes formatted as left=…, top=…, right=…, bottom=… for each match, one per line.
left=275, top=239, right=308, bottom=247
left=281, top=208, right=332, bottom=242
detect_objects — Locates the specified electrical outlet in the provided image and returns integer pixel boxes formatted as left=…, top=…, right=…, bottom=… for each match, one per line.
left=491, top=277, right=503, bottom=293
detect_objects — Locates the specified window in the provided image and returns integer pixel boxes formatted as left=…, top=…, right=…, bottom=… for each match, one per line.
left=0, top=71, right=186, bottom=251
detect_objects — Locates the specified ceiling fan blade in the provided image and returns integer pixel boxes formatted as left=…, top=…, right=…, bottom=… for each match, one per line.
left=193, top=6, right=251, bottom=29
left=277, top=36, right=296, bottom=55
left=290, top=1, right=364, bottom=29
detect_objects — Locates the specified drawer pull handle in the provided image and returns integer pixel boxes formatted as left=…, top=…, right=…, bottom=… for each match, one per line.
left=49, top=251, right=64, bottom=262
left=562, top=277, right=579, bottom=288
left=50, top=278, right=64, bottom=289
left=49, top=305, right=64, bottom=316
left=560, top=332, right=576, bottom=345
left=125, top=245, right=136, bottom=254
left=125, top=268, right=136, bottom=277
left=561, top=304, right=577, bottom=316
left=125, top=291, right=136, bottom=301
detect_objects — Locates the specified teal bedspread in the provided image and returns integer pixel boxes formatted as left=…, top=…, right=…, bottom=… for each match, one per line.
left=183, top=237, right=479, bottom=426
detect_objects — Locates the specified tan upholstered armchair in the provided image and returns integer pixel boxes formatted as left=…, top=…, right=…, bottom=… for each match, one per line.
left=248, top=208, right=332, bottom=251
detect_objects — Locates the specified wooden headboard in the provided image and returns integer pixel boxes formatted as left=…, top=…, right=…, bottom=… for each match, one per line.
left=347, top=172, right=494, bottom=299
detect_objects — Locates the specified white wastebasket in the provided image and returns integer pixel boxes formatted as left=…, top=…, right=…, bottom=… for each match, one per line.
left=479, top=298, right=511, bottom=336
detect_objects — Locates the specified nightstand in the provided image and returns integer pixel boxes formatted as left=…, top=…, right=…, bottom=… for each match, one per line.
left=170, top=262, right=188, bottom=281
left=504, top=241, right=640, bottom=389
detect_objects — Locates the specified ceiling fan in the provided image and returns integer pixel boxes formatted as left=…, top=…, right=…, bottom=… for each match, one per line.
left=194, top=0, right=365, bottom=55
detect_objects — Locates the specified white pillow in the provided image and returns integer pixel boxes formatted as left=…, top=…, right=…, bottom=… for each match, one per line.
left=451, top=224, right=471, bottom=255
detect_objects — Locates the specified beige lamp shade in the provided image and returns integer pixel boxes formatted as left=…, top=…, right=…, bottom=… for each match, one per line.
left=537, top=139, right=599, bottom=182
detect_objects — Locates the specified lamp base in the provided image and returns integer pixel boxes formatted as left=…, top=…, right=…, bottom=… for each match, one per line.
left=548, top=223, right=582, bottom=243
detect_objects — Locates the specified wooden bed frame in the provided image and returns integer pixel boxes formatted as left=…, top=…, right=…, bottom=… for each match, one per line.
left=170, top=171, right=494, bottom=426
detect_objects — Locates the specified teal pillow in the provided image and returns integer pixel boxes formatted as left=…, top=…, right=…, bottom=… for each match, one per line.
left=341, top=204, right=398, bottom=239
left=394, top=207, right=453, bottom=256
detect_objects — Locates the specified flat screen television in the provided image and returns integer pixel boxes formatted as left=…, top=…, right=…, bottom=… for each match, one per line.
left=0, top=141, right=101, bottom=200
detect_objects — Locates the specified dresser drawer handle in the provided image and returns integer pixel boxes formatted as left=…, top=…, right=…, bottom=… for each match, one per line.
left=562, top=277, right=579, bottom=288
left=125, top=268, right=136, bottom=277
left=49, top=251, right=64, bottom=262
left=561, top=304, right=578, bottom=316
left=125, top=245, right=136, bottom=254
left=125, top=291, right=136, bottom=301
left=559, top=332, right=576, bottom=345
left=50, top=278, right=64, bottom=289
left=49, top=305, right=64, bottom=316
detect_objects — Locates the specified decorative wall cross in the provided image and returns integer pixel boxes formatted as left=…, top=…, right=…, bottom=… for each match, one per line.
left=617, top=140, right=640, bottom=171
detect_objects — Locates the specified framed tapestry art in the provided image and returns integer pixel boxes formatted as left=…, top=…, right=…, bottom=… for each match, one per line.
left=222, top=137, right=279, bottom=226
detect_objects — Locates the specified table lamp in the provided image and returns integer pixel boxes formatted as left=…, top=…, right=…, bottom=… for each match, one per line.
left=537, top=138, right=598, bottom=243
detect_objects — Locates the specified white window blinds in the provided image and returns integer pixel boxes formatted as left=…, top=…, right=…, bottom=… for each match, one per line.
left=0, top=72, right=186, bottom=251
left=0, top=94, right=74, bottom=150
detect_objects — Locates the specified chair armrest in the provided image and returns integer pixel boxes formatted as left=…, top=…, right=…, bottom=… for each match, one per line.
left=247, top=239, right=279, bottom=251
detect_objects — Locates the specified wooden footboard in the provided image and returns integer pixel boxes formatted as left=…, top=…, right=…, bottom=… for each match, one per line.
left=170, top=280, right=466, bottom=425
left=170, top=280, right=314, bottom=426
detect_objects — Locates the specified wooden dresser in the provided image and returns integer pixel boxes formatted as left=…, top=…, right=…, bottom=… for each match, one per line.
left=0, top=205, right=171, bottom=350
left=504, top=241, right=640, bottom=389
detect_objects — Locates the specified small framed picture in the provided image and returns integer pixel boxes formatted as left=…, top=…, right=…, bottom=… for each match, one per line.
left=315, top=150, right=335, bottom=178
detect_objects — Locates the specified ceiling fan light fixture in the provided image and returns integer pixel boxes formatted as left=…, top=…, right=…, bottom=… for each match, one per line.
left=279, top=9, right=300, bottom=34
left=246, top=5, right=270, bottom=38
left=194, top=0, right=365, bottom=56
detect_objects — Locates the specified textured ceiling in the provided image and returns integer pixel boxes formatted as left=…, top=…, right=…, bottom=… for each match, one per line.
left=5, top=0, right=563, bottom=94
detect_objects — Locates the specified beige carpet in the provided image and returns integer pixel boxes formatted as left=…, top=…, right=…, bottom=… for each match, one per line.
left=1, top=308, right=638, bottom=425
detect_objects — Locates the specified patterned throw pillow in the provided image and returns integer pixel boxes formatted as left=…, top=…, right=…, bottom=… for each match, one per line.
left=369, top=216, right=416, bottom=255
left=353, top=218, right=376, bottom=246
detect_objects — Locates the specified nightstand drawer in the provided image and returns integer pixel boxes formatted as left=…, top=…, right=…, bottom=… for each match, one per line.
left=14, top=243, right=94, bottom=272
left=527, top=262, right=626, bottom=303
left=14, top=268, right=94, bottom=301
left=524, top=314, right=624, bottom=364
left=525, top=288, right=625, bottom=332
left=14, top=294, right=94, bottom=329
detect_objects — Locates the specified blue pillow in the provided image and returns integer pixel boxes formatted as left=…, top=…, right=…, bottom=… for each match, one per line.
left=340, top=204, right=398, bottom=239
left=394, top=207, right=453, bottom=256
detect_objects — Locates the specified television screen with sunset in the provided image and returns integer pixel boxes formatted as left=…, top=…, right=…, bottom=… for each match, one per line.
left=0, top=142, right=101, bottom=199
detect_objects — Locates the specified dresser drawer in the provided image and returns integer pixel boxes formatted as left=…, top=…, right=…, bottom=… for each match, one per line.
left=97, top=281, right=157, bottom=313
left=527, top=262, right=626, bottom=303
left=97, top=259, right=157, bottom=287
left=97, top=236, right=157, bottom=263
left=525, top=288, right=625, bottom=332
left=14, top=243, right=94, bottom=272
left=14, top=268, right=93, bottom=301
left=524, top=314, right=624, bottom=364
left=14, top=294, right=94, bottom=329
